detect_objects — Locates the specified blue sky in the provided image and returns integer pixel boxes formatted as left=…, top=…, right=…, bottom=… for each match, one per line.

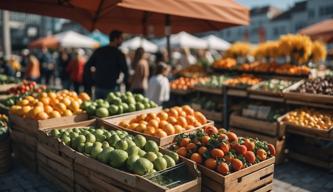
left=236, top=0, right=303, bottom=10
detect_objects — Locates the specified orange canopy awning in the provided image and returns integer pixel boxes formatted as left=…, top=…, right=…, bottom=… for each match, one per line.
left=299, top=19, right=333, bottom=43
left=0, top=0, right=249, bottom=36
left=28, top=36, right=59, bottom=49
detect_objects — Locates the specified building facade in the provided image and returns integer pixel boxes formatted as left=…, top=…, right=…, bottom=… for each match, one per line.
left=219, top=0, right=333, bottom=43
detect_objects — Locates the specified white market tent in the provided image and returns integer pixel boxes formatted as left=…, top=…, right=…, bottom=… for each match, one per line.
left=157, top=31, right=207, bottom=49
left=55, top=31, right=99, bottom=48
left=29, top=30, right=99, bottom=48
left=202, top=35, right=230, bottom=50
left=120, top=37, right=158, bottom=53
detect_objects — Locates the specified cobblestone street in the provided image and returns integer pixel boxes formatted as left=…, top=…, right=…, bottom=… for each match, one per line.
left=0, top=159, right=332, bottom=192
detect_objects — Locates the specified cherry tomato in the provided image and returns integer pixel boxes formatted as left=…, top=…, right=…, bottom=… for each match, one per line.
left=256, top=149, right=267, bottom=161
left=244, top=151, right=256, bottom=164
left=220, top=142, right=230, bottom=153
left=244, top=139, right=255, bottom=151
left=226, top=132, right=238, bottom=143
left=231, top=158, right=243, bottom=171
left=217, top=162, right=229, bottom=175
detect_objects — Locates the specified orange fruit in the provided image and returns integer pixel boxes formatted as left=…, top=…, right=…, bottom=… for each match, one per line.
left=194, top=112, right=207, bottom=124
left=177, top=116, right=188, bottom=128
left=62, top=97, right=72, bottom=107
left=174, top=125, right=184, bottom=133
left=32, top=106, right=44, bottom=117
left=79, top=92, right=90, bottom=101
left=48, top=92, right=57, bottom=99
left=22, top=106, right=32, bottom=115
left=70, top=101, right=80, bottom=112
left=129, top=123, right=139, bottom=130
left=186, top=143, right=197, bottom=151
left=40, top=92, right=48, bottom=98
left=136, top=114, right=147, bottom=121
left=49, top=111, right=61, bottom=118
left=25, top=96, right=35, bottom=102
left=176, top=147, right=187, bottom=157
left=36, top=102, right=44, bottom=108
left=44, top=105, right=54, bottom=113
left=63, top=110, right=73, bottom=116
left=130, top=118, right=139, bottom=124
left=204, top=158, right=217, bottom=170
left=186, top=125, right=195, bottom=130
left=168, top=108, right=179, bottom=117
left=198, top=146, right=208, bottom=155
left=135, top=123, right=147, bottom=132
left=144, top=126, right=156, bottom=135
left=118, top=121, right=129, bottom=128
left=148, top=119, right=159, bottom=128
left=55, top=103, right=66, bottom=112
left=157, top=112, right=168, bottom=121
left=190, top=153, right=202, bottom=164
left=159, top=120, right=169, bottom=129
left=163, top=124, right=175, bottom=135
left=211, top=148, right=225, bottom=158
left=182, top=105, right=194, bottom=115
left=37, top=112, right=49, bottom=120
left=19, top=99, right=30, bottom=106
left=186, top=115, right=197, bottom=126
left=40, top=97, right=50, bottom=105
left=154, top=129, right=168, bottom=138
left=145, top=113, right=157, bottom=122
left=167, top=116, right=178, bottom=124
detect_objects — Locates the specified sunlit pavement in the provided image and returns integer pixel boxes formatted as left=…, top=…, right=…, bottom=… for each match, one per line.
left=0, top=159, right=332, bottom=192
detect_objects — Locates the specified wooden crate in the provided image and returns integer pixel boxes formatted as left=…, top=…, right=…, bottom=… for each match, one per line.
left=191, top=104, right=223, bottom=122
left=231, top=127, right=285, bottom=164
left=74, top=151, right=201, bottom=192
left=103, top=111, right=214, bottom=147
left=283, top=80, right=333, bottom=105
left=230, top=112, right=285, bottom=138
left=288, top=151, right=333, bottom=170
left=9, top=113, right=88, bottom=133
left=0, top=83, right=17, bottom=93
left=0, top=137, right=11, bottom=174
left=99, top=106, right=162, bottom=120
left=190, top=157, right=275, bottom=192
left=193, top=85, right=223, bottom=95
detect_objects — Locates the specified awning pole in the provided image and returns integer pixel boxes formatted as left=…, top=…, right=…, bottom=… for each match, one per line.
left=165, top=15, right=172, bottom=64
left=2, top=10, right=11, bottom=58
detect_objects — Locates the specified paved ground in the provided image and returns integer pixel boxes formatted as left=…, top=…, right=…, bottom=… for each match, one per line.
left=0, top=159, right=332, bottom=192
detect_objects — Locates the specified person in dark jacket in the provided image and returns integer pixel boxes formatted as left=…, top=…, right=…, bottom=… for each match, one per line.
left=83, top=30, right=129, bottom=98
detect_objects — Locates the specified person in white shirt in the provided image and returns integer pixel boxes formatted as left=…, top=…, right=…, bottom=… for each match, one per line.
left=146, top=63, right=171, bottom=106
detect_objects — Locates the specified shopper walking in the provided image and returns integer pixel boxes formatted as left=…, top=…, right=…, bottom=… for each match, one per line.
left=39, top=47, right=55, bottom=85
left=58, top=48, right=71, bottom=89
left=24, top=54, right=40, bottom=82
left=84, top=30, right=129, bottom=99
left=67, top=49, right=86, bottom=93
left=146, top=63, right=170, bottom=106
left=130, top=47, right=149, bottom=94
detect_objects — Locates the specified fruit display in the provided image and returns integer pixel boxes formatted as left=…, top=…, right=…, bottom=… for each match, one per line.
left=253, top=79, right=294, bottom=93
left=49, top=127, right=179, bottom=175
left=282, top=108, right=333, bottom=130
left=80, top=92, right=158, bottom=118
left=212, top=58, right=236, bottom=70
left=0, top=114, right=8, bottom=137
left=117, top=105, right=208, bottom=137
left=169, top=125, right=276, bottom=175
left=294, top=77, right=333, bottom=95
left=196, top=75, right=229, bottom=88
left=178, top=64, right=207, bottom=78
left=241, top=103, right=284, bottom=122
left=6, top=81, right=46, bottom=95
left=192, top=97, right=223, bottom=113
left=170, top=77, right=209, bottom=91
left=224, top=42, right=252, bottom=59
left=9, top=90, right=90, bottom=120
left=0, top=75, right=19, bottom=85
left=224, top=75, right=262, bottom=88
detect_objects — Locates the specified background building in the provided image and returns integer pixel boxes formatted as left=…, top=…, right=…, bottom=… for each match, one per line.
left=219, top=0, right=333, bottom=43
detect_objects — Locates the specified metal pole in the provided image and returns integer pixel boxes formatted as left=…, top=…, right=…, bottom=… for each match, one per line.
left=2, top=10, right=11, bottom=58
left=165, top=15, right=172, bottom=64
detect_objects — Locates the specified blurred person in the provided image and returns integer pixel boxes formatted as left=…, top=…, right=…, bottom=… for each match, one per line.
left=84, top=30, right=129, bottom=99
left=67, top=49, right=86, bottom=93
left=146, top=63, right=170, bottom=106
left=39, top=47, right=55, bottom=85
left=24, top=54, right=40, bottom=82
left=179, top=48, right=197, bottom=67
left=151, top=51, right=166, bottom=77
left=58, top=48, right=71, bottom=89
left=130, top=47, right=149, bottom=94
left=20, top=49, right=30, bottom=68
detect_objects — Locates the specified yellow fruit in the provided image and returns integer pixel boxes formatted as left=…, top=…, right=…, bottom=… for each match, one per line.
left=69, top=101, right=80, bottom=111
left=129, top=123, right=139, bottom=130
left=19, top=99, right=30, bottom=106
left=22, top=106, right=32, bottom=115
left=40, top=97, right=50, bottom=105
left=50, top=111, right=61, bottom=118
left=119, top=121, right=129, bottom=128
left=62, top=97, right=71, bottom=107
left=44, top=105, right=54, bottom=113
left=36, top=102, right=44, bottom=107
left=32, top=106, right=44, bottom=117
left=37, top=112, right=49, bottom=120
left=48, top=92, right=57, bottom=99
left=79, top=92, right=90, bottom=101
left=55, top=103, right=66, bottom=112
left=25, top=96, right=35, bottom=102
left=40, top=92, right=48, bottom=98
left=135, top=123, right=147, bottom=132
left=63, top=110, right=73, bottom=116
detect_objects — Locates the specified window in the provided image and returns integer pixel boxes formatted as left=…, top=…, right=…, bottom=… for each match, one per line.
left=308, top=9, right=315, bottom=18
left=273, top=27, right=279, bottom=36
left=226, top=30, right=231, bottom=37
left=319, top=6, right=333, bottom=16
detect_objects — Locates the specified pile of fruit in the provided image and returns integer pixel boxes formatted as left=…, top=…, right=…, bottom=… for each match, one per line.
left=212, top=58, right=236, bottom=70
left=170, top=126, right=276, bottom=175
left=294, top=77, right=333, bottom=95
left=170, top=77, right=208, bottom=91
left=196, top=76, right=229, bottom=88
left=224, top=75, right=262, bottom=88
left=178, top=64, right=206, bottom=78
left=282, top=108, right=333, bottom=130
left=0, top=114, right=8, bottom=138
left=9, top=90, right=90, bottom=120
left=81, top=92, right=158, bottom=118
left=254, top=79, right=294, bottom=93
left=50, top=127, right=179, bottom=175
left=6, top=81, right=46, bottom=95
left=0, top=75, right=18, bottom=84
left=274, top=64, right=310, bottom=75
left=117, top=105, right=208, bottom=137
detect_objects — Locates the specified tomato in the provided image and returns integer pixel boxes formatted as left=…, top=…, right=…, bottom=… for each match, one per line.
left=204, top=158, right=217, bottom=170
left=236, top=144, right=247, bottom=155
left=231, top=158, right=243, bottom=171
left=210, top=148, right=224, bottom=158
left=180, top=138, right=191, bottom=147
left=256, top=149, right=267, bottom=161
left=219, top=133, right=228, bottom=141
left=198, top=146, right=208, bottom=155
left=190, top=153, right=202, bottom=164
left=186, top=143, right=197, bottom=152
left=218, top=128, right=227, bottom=134
left=217, top=162, right=229, bottom=175
left=244, top=139, right=255, bottom=151
left=226, top=132, right=238, bottom=143
left=204, top=125, right=218, bottom=136
left=201, top=135, right=210, bottom=145
left=244, top=151, right=256, bottom=164
left=219, top=142, right=230, bottom=153
left=224, top=154, right=234, bottom=162
left=268, top=144, right=276, bottom=156
left=176, top=147, right=187, bottom=157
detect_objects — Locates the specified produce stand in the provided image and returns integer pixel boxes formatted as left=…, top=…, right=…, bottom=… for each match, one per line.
left=0, top=83, right=17, bottom=94
left=193, top=85, right=223, bottom=95
left=102, top=111, right=214, bottom=147
left=191, top=104, right=223, bottom=122
left=97, top=106, right=162, bottom=120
